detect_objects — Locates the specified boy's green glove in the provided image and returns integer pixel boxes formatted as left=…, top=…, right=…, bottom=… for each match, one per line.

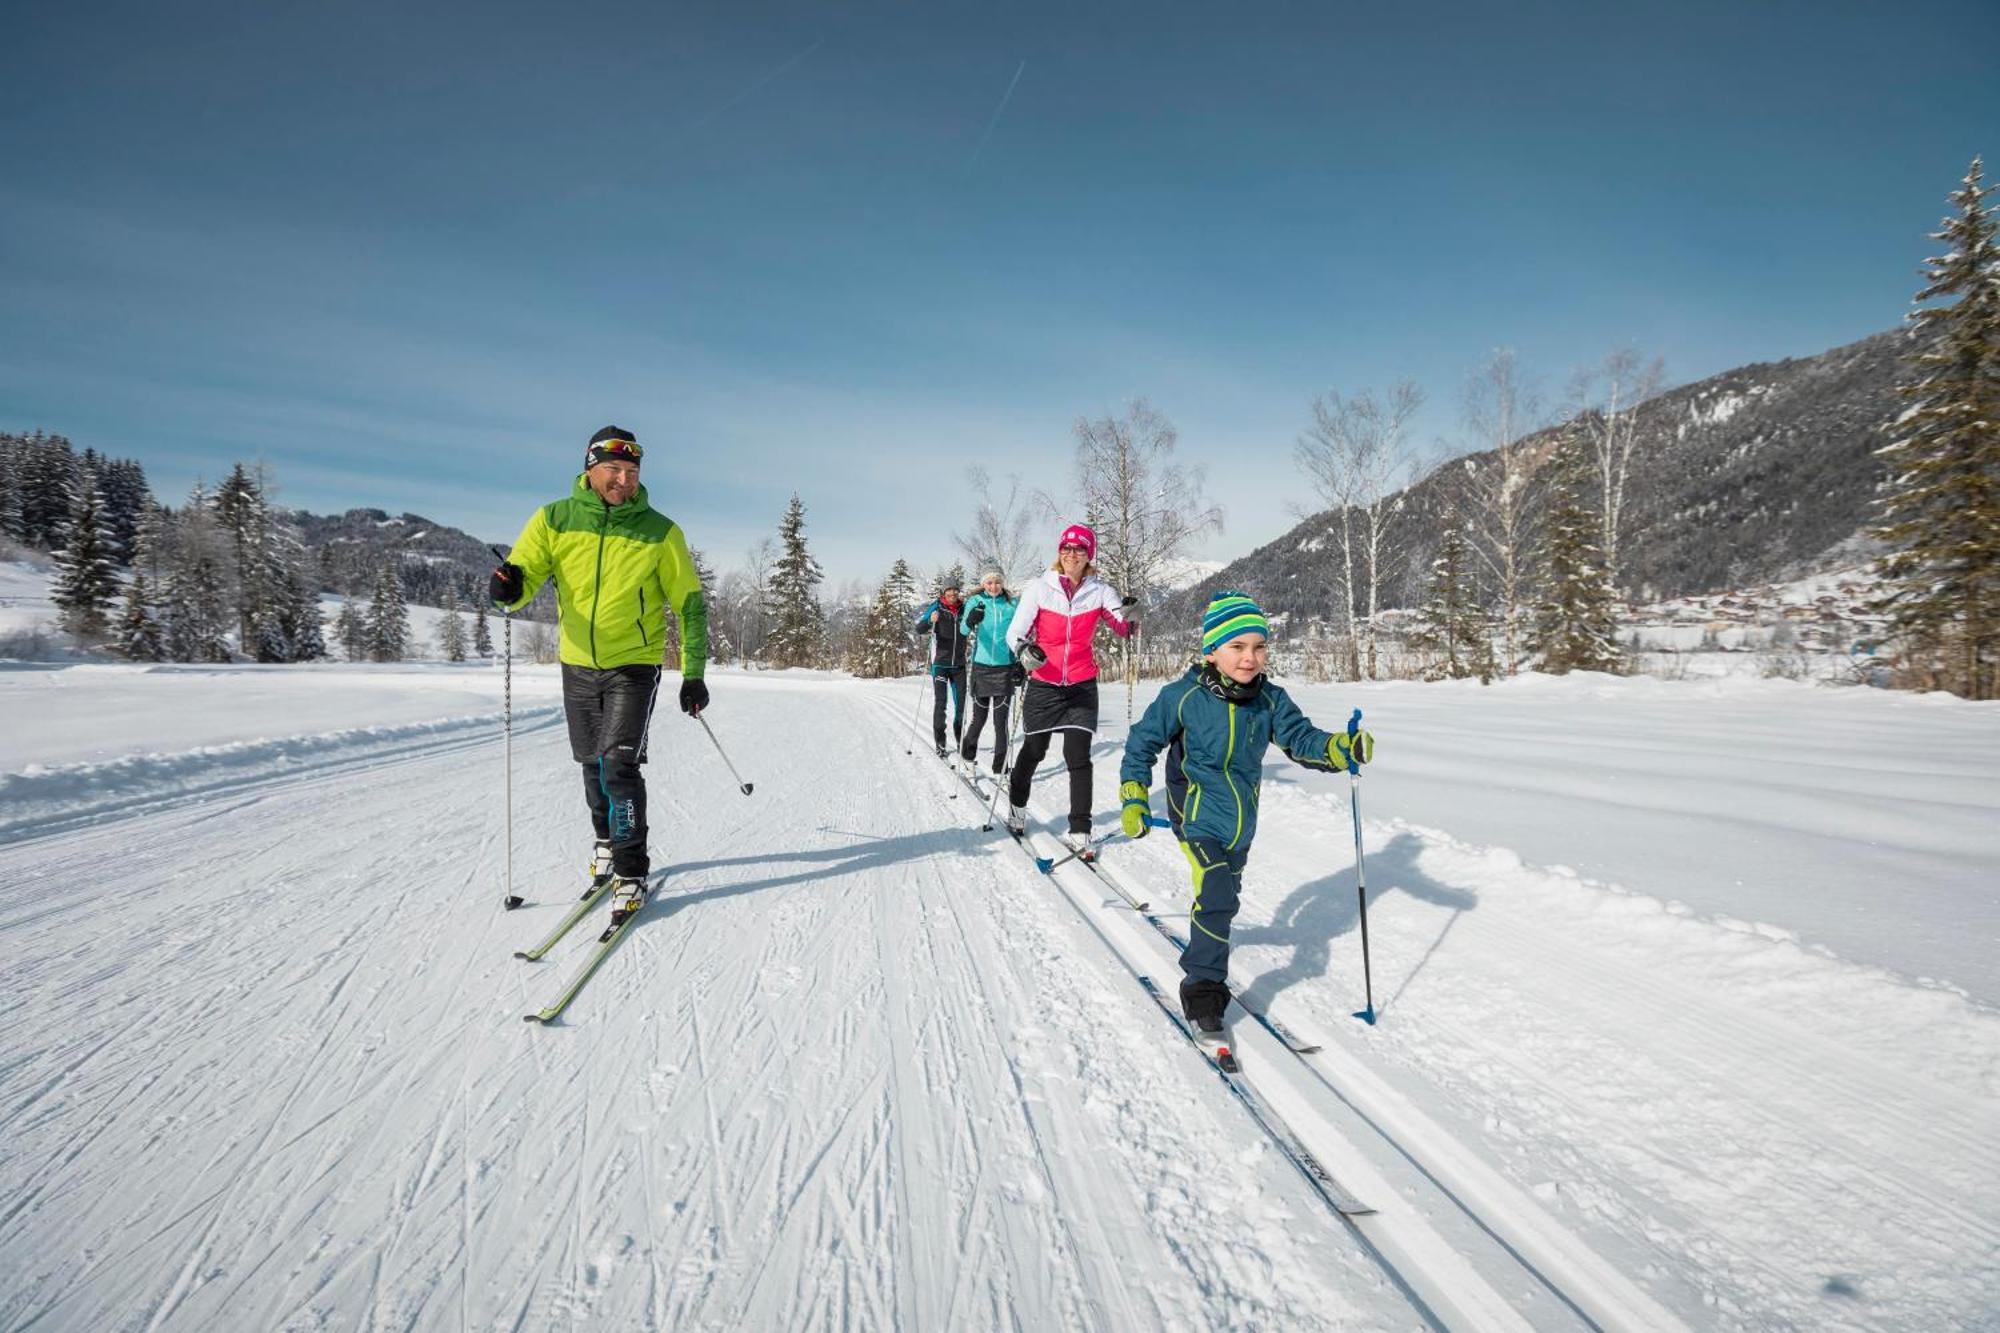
left=1329, top=729, right=1375, bottom=772
left=1119, top=781, right=1152, bottom=839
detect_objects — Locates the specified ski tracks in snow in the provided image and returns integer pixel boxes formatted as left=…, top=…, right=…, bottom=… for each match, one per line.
left=0, top=680, right=1414, bottom=1330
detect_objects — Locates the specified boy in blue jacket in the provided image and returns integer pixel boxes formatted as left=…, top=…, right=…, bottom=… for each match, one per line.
left=1118, top=591, right=1375, bottom=1034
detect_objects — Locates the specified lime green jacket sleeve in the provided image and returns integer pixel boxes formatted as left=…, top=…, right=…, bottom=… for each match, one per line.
left=503, top=506, right=555, bottom=612
left=662, top=523, right=708, bottom=679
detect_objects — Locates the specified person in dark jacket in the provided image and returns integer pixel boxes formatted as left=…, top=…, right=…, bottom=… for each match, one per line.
left=1117, top=591, right=1374, bottom=1034
left=957, top=567, right=1018, bottom=773
left=914, top=580, right=970, bottom=757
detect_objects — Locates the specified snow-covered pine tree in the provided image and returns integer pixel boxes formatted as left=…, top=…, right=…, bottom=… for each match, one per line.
left=215, top=463, right=268, bottom=652
left=51, top=470, right=118, bottom=641
left=132, top=501, right=169, bottom=582
left=95, top=457, right=151, bottom=567
left=1534, top=428, right=1624, bottom=675
left=335, top=602, right=368, bottom=662
left=1407, top=506, right=1493, bottom=682
left=1872, top=157, right=2000, bottom=700
left=16, top=432, right=80, bottom=552
left=0, top=433, right=24, bottom=546
left=472, top=598, right=494, bottom=657
left=115, top=568, right=166, bottom=661
left=762, top=494, right=826, bottom=669
left=852, top=559, right=920, bottom=677
left=163, top=485, right=232, bottom=663
left=368, top=560, right=410, bottom=662
left=691, top=546, right=731, bottom=664
left=440, top=584, right=467, bottom=661
left=280, top=569, right=327, bottom=661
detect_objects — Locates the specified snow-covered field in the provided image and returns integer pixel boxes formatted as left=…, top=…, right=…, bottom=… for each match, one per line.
left=0, top=661, right=1995, bottom=1330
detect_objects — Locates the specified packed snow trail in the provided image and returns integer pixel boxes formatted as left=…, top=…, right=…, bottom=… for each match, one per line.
left=947, top=674, right=2000, bottom=1333
left=0, top=673, right=1418, bottom=1331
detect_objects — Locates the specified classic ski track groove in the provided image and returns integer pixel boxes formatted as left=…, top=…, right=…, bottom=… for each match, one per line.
left=877, top=691, right=1699, bottom=1333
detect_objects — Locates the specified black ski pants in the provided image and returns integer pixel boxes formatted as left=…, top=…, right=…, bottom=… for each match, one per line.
left=931, top=668, right=966, bottom=750
left=563, top=663, right=662, bottom=878
left=960, top=694, right=1010, bottom=767
left=1008, top=680, right=1099, bottom=835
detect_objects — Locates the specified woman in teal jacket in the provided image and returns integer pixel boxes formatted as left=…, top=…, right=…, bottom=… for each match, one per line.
left=1118, top=591, right=1374, bottom=1033
left=957, top=568, right=1019, bottom=772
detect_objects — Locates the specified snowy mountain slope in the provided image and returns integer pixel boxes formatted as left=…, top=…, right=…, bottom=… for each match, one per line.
left=1, top=666, right=1995, bottom=1330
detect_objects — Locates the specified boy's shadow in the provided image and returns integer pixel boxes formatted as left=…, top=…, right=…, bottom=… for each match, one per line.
left=1232, top=832, right=1477, bottom=1021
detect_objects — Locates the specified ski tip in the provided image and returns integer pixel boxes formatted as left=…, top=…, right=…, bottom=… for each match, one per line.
left=511, top=950, right=533, bottom=960
left=1352, top=1007, right=1378, bottom=1026
left=522, top=1013, right=546, bottom=1024
left=502, top=896, right=526, bottom=911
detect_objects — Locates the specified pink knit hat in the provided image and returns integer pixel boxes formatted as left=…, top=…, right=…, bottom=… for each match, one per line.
left=1058, top=523, right=1096, bottom=560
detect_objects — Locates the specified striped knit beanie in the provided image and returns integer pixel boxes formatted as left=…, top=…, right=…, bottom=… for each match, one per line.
left=1201, top=590, right=1269, bottom=653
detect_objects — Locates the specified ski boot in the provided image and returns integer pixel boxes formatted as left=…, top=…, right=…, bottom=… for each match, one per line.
left=586, top=840, right=615, bottom=894
left=606, top=876, right=649, bottom=930
left=1059, top=828, right=1097, bottom=863
left=1005, top=803, right=1028, bottom=836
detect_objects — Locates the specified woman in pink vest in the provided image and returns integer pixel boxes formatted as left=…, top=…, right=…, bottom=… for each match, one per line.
left=1002, top=523, right=1136, bottom=857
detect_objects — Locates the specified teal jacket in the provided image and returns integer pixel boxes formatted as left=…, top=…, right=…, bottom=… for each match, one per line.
left=958, top=591, right=1018, bottom=667
left=1120, top=666, right=1343, bottom=851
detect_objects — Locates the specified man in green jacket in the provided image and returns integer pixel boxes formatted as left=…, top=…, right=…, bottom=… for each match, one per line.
left=490, top=426, right=709, bottom=926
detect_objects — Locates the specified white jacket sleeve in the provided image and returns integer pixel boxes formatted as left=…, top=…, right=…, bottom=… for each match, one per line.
left=1006, top=578, right=1042, bottom=651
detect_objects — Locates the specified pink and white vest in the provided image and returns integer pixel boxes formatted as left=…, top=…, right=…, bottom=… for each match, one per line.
left=1005, top=569, right=1133, bottom=686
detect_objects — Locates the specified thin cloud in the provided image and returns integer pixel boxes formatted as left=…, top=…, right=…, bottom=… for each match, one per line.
left=962, top=60, right=1026, bottom=178
left=691, top=40, right=823, bottom=129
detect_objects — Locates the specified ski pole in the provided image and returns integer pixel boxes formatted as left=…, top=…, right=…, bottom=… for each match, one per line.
left=907, top=633, right=933, bottom=756
left=697, top=714, right=754, bottom=795
left=1346, top=707, right=1374, bottom=1025
left=491, top=545, right=522, bottom=911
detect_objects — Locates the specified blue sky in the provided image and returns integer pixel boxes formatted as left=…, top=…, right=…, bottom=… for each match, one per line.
left=4, top=0, right=1996, bottom=588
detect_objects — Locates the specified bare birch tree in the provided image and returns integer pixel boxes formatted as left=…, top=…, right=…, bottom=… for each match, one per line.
left=1568, top=347, right=1663, bottom=595
left=953, top=469, right=1040, bottom=591
left=1070, top=400, right=1224, bottom=717
left=1457, top=348, right=1547, bottom=673
left=1295, top=381, right=1423, bottom=679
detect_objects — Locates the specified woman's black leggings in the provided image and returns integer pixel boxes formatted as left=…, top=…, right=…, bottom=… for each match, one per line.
left=961, top=694, right=1011, bottom=762
left=1008, top=728, right=1093, bottom=833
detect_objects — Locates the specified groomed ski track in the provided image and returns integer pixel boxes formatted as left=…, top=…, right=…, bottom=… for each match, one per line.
left=2, top=673, right=1425, bottom=1331
left=878, top=696, right=1687, bottom=1333
left=3, top=668, right=1994, bottom=1330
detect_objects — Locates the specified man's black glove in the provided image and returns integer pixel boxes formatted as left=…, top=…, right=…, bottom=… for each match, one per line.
left=489, top=561, right=524, bottom=606
left=1018, top=641, right=1047, bottom=671
left=966, top=604, right=986, bottom=628
left=680, top=677, right=709, bottom=716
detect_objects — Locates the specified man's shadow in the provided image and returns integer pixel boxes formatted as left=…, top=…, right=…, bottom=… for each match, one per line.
left=618, top=824, right=979, bottom=932
left=1232, top=831, right=1478, bottom=1021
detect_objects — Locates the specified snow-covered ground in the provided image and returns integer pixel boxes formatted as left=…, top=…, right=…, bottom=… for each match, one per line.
left=1, top=663, right=1995, bottom=1330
